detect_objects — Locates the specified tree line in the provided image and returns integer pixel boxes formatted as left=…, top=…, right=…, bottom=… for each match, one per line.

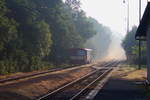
left=122, top=26, right=147, bottom=65
left=0, top=0, right=112, bottom=74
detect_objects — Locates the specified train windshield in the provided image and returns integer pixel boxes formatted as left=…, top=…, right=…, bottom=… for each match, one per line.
left=69, top=49, right=86, bottom=56
left=77, top=50, right=86, bottom=56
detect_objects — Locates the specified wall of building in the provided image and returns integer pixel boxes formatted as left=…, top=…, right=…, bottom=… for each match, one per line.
left=147, top=25, right=150, bottom=82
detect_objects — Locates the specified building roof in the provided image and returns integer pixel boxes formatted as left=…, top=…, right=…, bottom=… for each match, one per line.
left=68, top=48, right=92, bottom=51
left=136, top=2, right=150, bottom=40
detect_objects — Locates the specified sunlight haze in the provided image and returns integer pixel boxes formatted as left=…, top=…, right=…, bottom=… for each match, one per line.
left=81, top=0, right=147, bottom=37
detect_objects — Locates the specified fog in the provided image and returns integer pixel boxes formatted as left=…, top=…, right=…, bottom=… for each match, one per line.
left=80, top=0, right=147, bottom=61
left=85, top=33, right=111, bottom=60
left=84, top=20, right=113, bottom=60
left=85, top=28, right=126, bottom=61
left=104, top=33, right=127, bottom=61
left=64, top=0, right=127, bottom=61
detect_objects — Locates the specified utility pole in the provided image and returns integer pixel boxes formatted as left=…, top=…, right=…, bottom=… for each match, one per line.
left=123, top=0, right=129, bottom=35
left=138, top=0, right=141, bottom=69
left=127, top=0, right=129, bottom=34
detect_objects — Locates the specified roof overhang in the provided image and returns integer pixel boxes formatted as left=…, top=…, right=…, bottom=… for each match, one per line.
left=135, top=2, right=150, bottom=41
left=135, top=36, right=146, bottom=41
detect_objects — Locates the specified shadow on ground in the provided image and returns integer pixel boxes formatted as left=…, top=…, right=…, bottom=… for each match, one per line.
left=94, top=78, right=146, bottom=100
left=0, top=91, right=31, bottom=100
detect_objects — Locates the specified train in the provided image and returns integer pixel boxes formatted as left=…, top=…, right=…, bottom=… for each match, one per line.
left=68, top=48, right=93, bottom=64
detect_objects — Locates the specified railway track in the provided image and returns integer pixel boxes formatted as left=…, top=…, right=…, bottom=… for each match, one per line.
left=0, top=65, right=83, bottom=84
left=37, top=61, right=120, bottom=100
left=0, top=67, right=68, bottom=83
left=0, top=61, right=110, bottom=84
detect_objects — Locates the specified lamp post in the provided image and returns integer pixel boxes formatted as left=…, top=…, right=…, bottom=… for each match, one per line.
left=127, top=0, right=129, bottom=34
left=123, top=0, right=142, bottom=69
left=123, top=0, right=129, bottom=35
left=138, top=0, right=141, bottom=70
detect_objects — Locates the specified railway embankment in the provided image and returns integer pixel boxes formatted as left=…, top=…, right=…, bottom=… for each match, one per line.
left=94, top=65, right=147, bottom=100
left=0, top=63, right=99, bottom=100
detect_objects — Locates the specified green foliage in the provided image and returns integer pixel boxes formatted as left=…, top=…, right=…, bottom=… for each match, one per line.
left=0, top=60, right=18, bottom=74
left=74, top=11, right=96, bottom=41
left=0, top=0, right=18, bottom=52
left=65, top=0, right=81, bottom=10
left=132, top=45, right=146, bottom=55
left=122, top=26, right=138, bottom=55
left=122, top=26, right=147, bottom=64
left=22, top=21, right=52, bottom=58
left=0, top=0, right=104, bottom=74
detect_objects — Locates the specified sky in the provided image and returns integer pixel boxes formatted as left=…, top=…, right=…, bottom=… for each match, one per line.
left=80, top=0, right=148, bottom=60
left=81, top=0, right=148, bottom=37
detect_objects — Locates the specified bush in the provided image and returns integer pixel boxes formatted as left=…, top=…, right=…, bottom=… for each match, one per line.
left=0, top=60, right=17, bottom=74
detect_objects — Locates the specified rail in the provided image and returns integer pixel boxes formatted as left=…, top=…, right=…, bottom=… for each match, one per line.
left=0, top=61, right=110, bottom=84
left=0, top=66, right=76, bottom=83
left=37, top=61, right=120, bottom=100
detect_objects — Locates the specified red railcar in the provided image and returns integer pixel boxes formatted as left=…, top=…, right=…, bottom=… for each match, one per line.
left=68, top=48, right=93, bottom=64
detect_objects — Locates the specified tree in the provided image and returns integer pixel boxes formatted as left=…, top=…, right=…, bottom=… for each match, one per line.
left=122, top=26, right=147, bottom=64
left=0, top=0, right=99, bottom=74
left=85, top=18, right=112, bottom=59
left=0, top=0, right=18, bottom=74
left=0, top=0, right=18, bottom=53
left=122, top=26, right=138, bottom=55
left=65, top=0, right=81, bottom=10
left=3, top=0, right=53, bottom=72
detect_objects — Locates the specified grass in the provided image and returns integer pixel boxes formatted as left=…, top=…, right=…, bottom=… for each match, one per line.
left=0, top=63, right=73, bottom=80
left=112, top=64, right=149, bottom=99
left=121, top=64, right=149, bottom=99
left=112, top=64, right=147, bottom=81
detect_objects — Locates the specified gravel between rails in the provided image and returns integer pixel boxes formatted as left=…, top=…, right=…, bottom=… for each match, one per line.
left=0, top=63, right=102, bottom=100
left=37, top=61, right=119, bottom=100
left=0, top=61, right=115, bottom=100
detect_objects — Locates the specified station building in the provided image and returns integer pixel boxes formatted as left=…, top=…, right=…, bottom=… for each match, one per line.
left=136, top=2, right=150, bottom=83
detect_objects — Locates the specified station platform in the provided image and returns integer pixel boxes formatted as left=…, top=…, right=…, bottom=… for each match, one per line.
left=93, top=76, right=147, bottom=100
